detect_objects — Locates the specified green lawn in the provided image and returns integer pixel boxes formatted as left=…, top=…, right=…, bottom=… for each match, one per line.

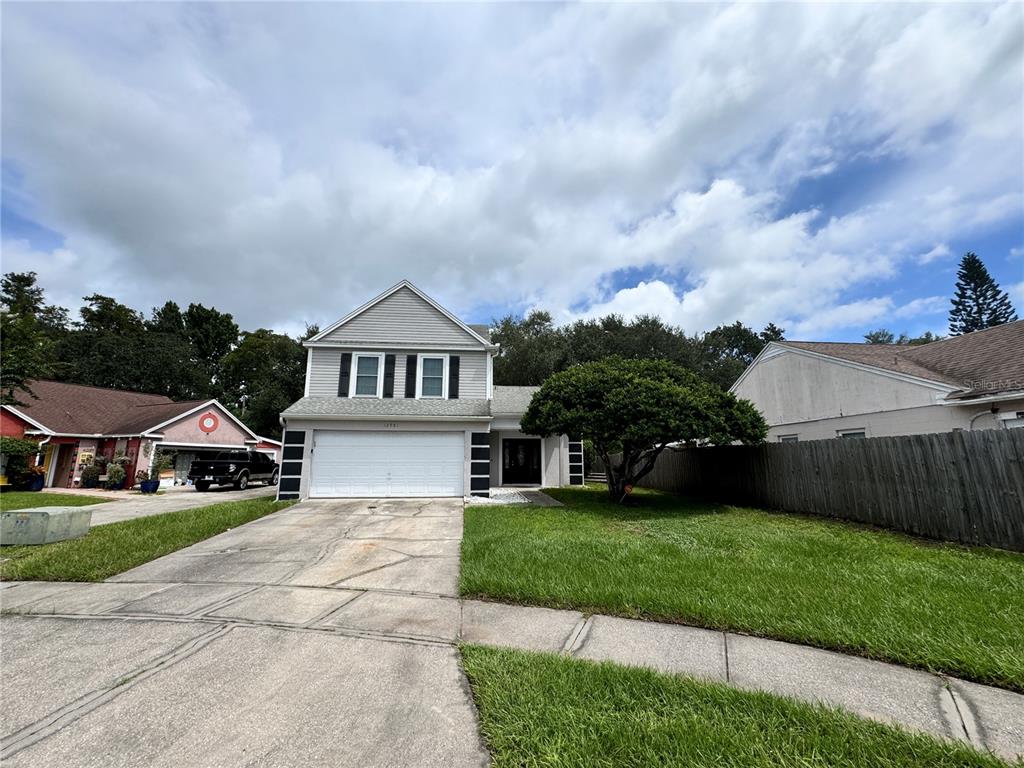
left=0, top=491, right=108, bottom=511
left=0, top=497, right=293, bottom=582
left=461, top=486, right=1024, bottom=692
left=461, top=645, right=1007, bottom=768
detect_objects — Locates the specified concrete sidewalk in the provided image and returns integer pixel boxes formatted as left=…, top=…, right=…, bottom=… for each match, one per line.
left=4, top=582, right=1021, bottom=761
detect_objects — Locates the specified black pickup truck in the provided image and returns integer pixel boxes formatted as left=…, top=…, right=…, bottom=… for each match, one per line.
left=187, top=451, right=279, bottom=492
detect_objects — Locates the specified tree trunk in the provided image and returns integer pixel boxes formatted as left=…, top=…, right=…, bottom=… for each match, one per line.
left=605, top=450, right=636, bottom=503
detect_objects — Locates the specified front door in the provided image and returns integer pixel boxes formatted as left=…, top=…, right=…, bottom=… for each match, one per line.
left=502, top=439, right=541, bottom=485
left=50, top=444, right=76, bottom=488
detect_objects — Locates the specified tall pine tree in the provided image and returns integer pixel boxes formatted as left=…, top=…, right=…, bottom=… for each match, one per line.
left=948, top=252, right=1017, bottom=335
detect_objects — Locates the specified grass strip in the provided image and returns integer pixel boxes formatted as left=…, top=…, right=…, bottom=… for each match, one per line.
left=1, top=497, right=293, bottom=581
left=460, top=644, right=1009, bottom=768
left=1, top=491, right=109, bottom=511
left=461, top=486, right=1024, bottom=691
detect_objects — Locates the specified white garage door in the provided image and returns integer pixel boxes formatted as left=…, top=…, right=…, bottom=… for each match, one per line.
left=310, top=431, right=465, bottom=498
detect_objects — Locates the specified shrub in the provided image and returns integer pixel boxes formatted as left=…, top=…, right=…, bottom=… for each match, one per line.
left=105, top=464, right=126, bottom=489
left=80, top=464, right=102, bottom=488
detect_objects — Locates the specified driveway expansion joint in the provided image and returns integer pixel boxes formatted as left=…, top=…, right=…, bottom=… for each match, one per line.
left=0, top=623, right=233, bottom=760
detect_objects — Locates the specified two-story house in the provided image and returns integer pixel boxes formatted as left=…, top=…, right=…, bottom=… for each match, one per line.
left=276, top=281, right=584, bottom=500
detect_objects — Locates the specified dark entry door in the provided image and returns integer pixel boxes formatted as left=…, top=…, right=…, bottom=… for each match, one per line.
left=502, top=439, right=541, bottom=485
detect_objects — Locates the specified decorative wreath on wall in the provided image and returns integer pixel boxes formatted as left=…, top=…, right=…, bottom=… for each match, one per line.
left=198, top=412, right=220, bottom=433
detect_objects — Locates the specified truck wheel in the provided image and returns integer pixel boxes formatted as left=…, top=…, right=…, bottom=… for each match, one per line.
left=269, top=470, right=279, bottom=486
left=235, top=472, right=249, bottom=491
left=195, top=481, right=210, bottom=492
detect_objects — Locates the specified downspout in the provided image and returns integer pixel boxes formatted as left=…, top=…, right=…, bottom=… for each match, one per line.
left=35, top=436, right=52, bottom=487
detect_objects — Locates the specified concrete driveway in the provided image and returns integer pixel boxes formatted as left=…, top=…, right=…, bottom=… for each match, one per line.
left=0, top=499, right=488, bottom=767
left=87, top=484, right=278, bottom=526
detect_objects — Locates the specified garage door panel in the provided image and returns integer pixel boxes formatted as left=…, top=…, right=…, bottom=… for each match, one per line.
left=311, top=431, right=465, bottom=498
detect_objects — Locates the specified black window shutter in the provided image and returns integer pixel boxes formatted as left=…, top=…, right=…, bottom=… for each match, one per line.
left=404, top=355, right=417, bottom=398
left=448, top=355, right=460, bottom=399
left=338, top=353, right=352, bottom=397
left=383, top=354, right=396, bottom=398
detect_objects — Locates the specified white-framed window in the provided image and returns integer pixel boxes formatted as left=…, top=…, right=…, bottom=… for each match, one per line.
left=778, top=434, right=799, bottom=443
left=416, top=354, right=448, bottom=399
left=350, top=353, right=384, bottom=398
left=837, top=428, right=866, bottom=439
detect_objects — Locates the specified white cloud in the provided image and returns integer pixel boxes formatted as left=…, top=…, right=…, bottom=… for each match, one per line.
left=1007, top=281, right=1024, bottom=309
left=917, top=244, right=951, bottom=265
left=1, top=2, right=1021, bottom=338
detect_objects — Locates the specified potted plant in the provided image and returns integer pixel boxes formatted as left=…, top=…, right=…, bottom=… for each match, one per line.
left=139, top=452, right=171, bottom=494
left=80, top=463, right=102, bottom=489
left=105, top=463, right=126, bottom=490
left=24, top=464, right=46, bottom=492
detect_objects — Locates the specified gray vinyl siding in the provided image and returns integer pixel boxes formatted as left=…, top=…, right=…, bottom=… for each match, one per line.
left=308, top=348, right=344, bottom=396
left=320, top=286, right=482, bottom=347
left=307, top=347, right=489, bottom=399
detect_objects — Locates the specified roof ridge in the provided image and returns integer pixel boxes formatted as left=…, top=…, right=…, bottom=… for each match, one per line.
left=30, top=379, right=172, bottom=400
left=128, top=399, right=208, bottom=409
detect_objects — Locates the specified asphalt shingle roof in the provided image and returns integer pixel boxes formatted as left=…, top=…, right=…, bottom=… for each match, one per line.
left=9, top=381, right=205, bottom=435
left=282, top=396, right=492, bottom=418
left=779, top=320, right=1024, bottom=399
left=491, top=386, right=539, bottom=414
left=283, top=386, right=541, bottom=419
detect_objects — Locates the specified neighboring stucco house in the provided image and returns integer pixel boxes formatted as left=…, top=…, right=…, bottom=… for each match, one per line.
left=1, top=381, right=280, bottom=487
left=731, top=320, right=1024, bottom=441
left=277, top=280, right=583, bottom=500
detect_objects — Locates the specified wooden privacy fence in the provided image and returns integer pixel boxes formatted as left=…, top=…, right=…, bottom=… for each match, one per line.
left=604, top=429, right=1024, bottom=551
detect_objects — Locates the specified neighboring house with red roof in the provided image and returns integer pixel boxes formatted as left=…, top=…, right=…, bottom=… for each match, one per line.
left=731, top=320, right=1024, bottom=442
left=1, top=381, right=280, bottom=488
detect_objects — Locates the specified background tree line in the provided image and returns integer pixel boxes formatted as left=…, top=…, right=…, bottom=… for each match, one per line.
left=490, top=312, right=785, bottom=389
left=0, top=272, right=312, bottom=439
left=3, top=250, right=1014, bottom=438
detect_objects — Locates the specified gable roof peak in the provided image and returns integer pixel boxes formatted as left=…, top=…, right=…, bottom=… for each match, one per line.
left=307, top=278, right=494, bottom=348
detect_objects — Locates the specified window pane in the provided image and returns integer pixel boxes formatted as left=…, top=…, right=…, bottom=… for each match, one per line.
left=357, top=356, right=379, bottom=376
left=422, top=377, right=443, bottom=397
left=355, top=375, right=377, bottom=395
left=422, top=358, right=444, bottom=377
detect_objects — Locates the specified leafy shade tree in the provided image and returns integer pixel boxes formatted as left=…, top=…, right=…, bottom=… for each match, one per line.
left=184, top=303, right=240, bottom=397
left=221, top=329, right=306, bottom=438
left=491, top=311, right=566, bottom=386
left=863, top=328, right=943, bottom=346
left=57, top=294, right=149, bottom=391
left=948, top=252, right=1018, bottom=335
left=144, top=302, right=207, bottom=399
left=0, top=272, right=68, bottom=404
left=521, top=358, right=767, bottom=502
left=863, top=328, right=896, bottom=344
left=699, top=321, right=786, bottom=389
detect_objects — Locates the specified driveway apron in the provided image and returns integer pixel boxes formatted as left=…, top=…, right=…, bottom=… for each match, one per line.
left=0, top=499, right=488, bottom=768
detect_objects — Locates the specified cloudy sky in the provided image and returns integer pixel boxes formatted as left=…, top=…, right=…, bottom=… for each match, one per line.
left=2, top=2, right=1022, bottom=341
